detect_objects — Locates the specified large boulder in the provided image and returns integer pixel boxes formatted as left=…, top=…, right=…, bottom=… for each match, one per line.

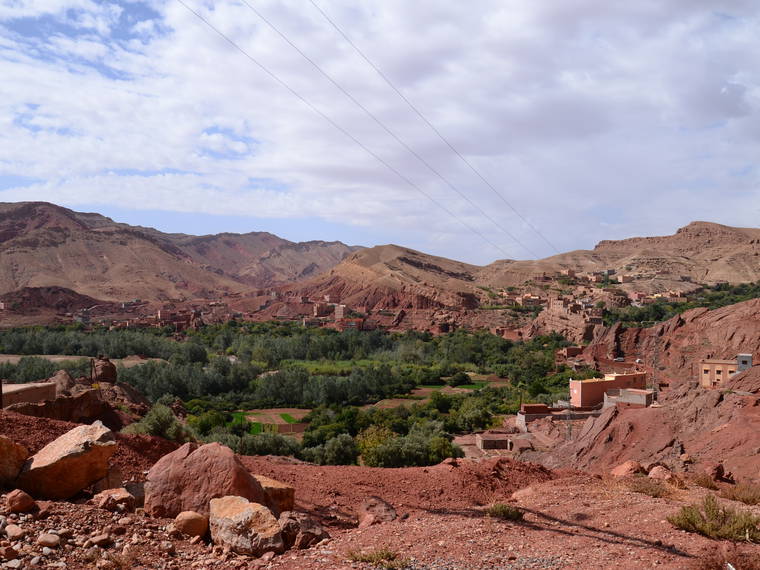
left=648, top=465, right=686, bottom=489
left=253, top=474, right=295, bottom=513
left=209, top=496, right=284, bottom=556
left=278, top=511, right=329, bottom=549
left=144, top=443, right=271, bottom=518
left=0, top=436, right=28, bottom=487
left=610, top=460, right=645, bottom=478
left=16, top=421, right=116, bottom=499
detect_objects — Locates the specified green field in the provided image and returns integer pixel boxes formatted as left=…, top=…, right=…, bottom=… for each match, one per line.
left=280, top=413, right=298, bottom=424
left=279, top=359, right=381, bottom=375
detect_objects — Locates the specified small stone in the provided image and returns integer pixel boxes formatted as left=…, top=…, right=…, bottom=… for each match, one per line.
left=37, top=533, right=61, bottom=548
left=0, top=546, right=18, bottom=560
left=91, top=534, right=112, bottom=547
left=42, top=547, right=53, bottom=556
left=174, top=511, right=209, bottom=538
left=4, top=525, right=24, bottom=541
left=160, top=541, right=176, bottom=555
left=4, top=559, right=22, bottom=569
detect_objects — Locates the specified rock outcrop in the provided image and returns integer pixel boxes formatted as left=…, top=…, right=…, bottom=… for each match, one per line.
left=209, top=496, right=284, bottom=556
left=357, top=496, right=397, bottom=528
left=6, top=389, right=126, bottom=430
left=582, top=299, right=760, bottom=386
left=0, top=435, right=28, bottom=486
left=278, top=511, right=329, bottom=549
left=92, top=357, right=117, bottom=383
left=16, top=421, right=117, bottom=499
left=144, top=443, right=271, bottom=518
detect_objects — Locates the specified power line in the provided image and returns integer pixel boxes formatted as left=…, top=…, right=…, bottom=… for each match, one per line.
left=174, top=0, right=510, bottom=257
left=308, top=0, right=561, bottom=255
left=238, top=0, right=538, bottom=259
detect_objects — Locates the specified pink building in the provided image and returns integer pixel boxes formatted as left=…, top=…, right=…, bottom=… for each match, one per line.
left=569, top=372, right=647, bottom=408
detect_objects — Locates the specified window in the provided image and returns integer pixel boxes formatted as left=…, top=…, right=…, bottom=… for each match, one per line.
left=703, top=369, right=709, bottom=374
left=741, top=360, right=748, bottom=366
left=729, top=370, right=735, bottom=375
left=716, top=370, right=721, bottom=375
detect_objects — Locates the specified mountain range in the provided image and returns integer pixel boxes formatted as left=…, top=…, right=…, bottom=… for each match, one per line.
left=1, top=201, right=759, bottom=306
left=0, top=202, right=358, bottom=302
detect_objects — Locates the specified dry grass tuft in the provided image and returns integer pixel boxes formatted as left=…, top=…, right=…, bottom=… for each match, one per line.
left=348, top=547, right=411, bottom=569
left=667, top=494, right=760, bottom=542
left=691, top=473, right=719, bottom=490
left=627, top=476, right=672, bottom=499
left=720, top=482, right=760, bottom=506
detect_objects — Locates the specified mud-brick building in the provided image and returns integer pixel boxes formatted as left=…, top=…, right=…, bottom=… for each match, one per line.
left=699, top=354, right=753, bottom=389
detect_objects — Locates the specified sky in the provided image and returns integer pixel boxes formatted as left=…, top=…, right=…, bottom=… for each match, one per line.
left=1, top=1, right=759, bottom=264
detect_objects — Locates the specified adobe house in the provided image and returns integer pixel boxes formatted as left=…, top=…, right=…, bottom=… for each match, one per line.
left=699, top=354, right=753, bottom=389
left=475, top=431, right=510, bottom=450
left=569, top=372, right=647, bottom=408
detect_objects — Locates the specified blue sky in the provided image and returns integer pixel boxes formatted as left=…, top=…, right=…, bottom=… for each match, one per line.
left=1, top=1, right=759, bottom=263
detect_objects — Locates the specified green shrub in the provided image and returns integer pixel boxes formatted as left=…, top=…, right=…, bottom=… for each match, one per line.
left=238, top=432, right=301, bottom=457
left=486, top=503, right=524, bottom=521
left=720, top=483, right=760, bottom=506
left=122, top=404, right=193, bottom=443
left=301, top=433, right=359, bottom=465
left=667, top=494, right=760, bottom=541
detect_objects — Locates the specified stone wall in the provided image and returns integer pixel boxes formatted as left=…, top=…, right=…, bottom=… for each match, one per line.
left=2, top=382, right=57, bottom=407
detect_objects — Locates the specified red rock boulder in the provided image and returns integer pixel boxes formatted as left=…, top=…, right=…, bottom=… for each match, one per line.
left=610, top=460, right=645, bottom=478
left=16, top=421, right=116, bottom=499
left=144, top=443, right=271, bottom=518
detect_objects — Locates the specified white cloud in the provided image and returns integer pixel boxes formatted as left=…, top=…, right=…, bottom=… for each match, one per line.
left=0, top=0, right=759, bottom=263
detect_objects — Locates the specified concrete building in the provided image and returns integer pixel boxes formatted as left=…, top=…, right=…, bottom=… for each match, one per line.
left=699, top=354, right=753, bottom=389
left=569, top=372, right=647, bottom=408
left=604, top=388, right=655, bottom=408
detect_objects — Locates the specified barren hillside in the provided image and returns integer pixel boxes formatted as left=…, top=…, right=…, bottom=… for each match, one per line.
left=0, top=202, right=358, bottom=301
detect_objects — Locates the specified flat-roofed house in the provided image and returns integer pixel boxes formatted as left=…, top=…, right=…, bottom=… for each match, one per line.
left=699, top=354, right=753, bottom=389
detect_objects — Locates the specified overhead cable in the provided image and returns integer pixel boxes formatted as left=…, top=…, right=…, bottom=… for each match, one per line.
left=175, top=0, right=512, bottom=257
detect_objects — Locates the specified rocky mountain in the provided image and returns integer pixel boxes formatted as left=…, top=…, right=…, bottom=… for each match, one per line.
left=2, top=202, right=758, bottom=311
left=533, top=300, right=760, bottom=479
left=287, top=244, right=482, bottom=311
left=583, top=298, right=760, bottom=385
left=286, top=221, right=760, bottom=313
left=481, top=221, right=760, bottom=288
left=0, top=202, right=359, bottom=301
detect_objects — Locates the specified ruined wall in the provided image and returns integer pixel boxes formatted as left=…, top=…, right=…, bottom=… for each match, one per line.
left=2, top=382, right=56, bottom=407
